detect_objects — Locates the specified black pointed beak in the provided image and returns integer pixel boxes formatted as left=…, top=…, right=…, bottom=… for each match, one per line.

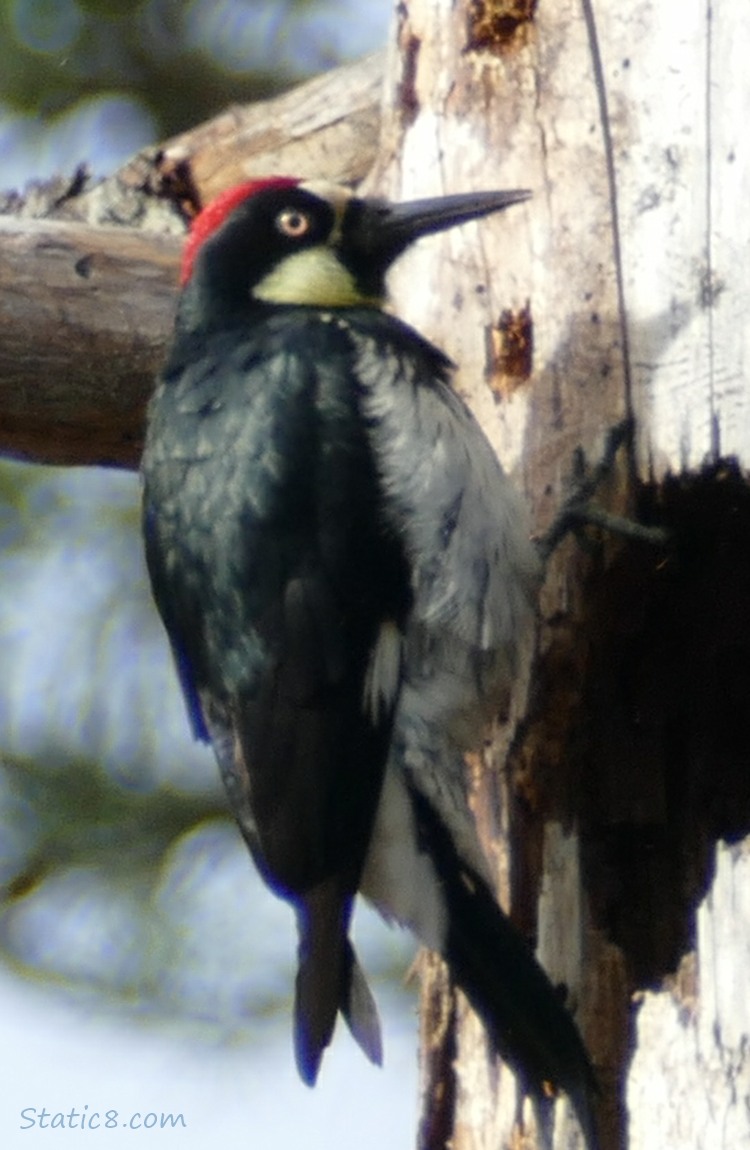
left=349, top=188, right=531, bottom=266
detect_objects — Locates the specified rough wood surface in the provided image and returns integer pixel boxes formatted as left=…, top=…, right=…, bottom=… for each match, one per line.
left=130, top=50, right=383, bottom=206
left=0, top=54, right=382, bottom=466
left=0, top=217, right=179, bottom=466
left=371, top=1, right=621, bottom=1140
left=369, top=2, right=750, bottom=1149
left=628, top=840, right=750, bottom=1150
left=600, top=2, right=750, bottom=476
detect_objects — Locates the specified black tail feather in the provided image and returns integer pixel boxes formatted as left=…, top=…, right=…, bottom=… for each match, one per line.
left=409, top=788, right=600, bottom=1150
left=294, top=882, right=349, bottom=1085
left=294, top=883, right=383, bottom=1085
left=446, top=873, right=599, bottom=1148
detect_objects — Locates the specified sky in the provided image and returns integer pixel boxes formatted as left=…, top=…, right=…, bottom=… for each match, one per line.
left=1, top=963, right=418, bottom=1149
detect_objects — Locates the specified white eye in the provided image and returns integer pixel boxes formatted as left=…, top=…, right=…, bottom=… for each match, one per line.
left=276, top=208, right=311, bottom=238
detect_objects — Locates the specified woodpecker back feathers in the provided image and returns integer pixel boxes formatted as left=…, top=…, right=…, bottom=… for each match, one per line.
left=141, top=177, right=599, bottom=1148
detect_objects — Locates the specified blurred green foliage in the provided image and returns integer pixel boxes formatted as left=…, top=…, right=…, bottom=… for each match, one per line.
left=0, top=0, right=333, bottom=140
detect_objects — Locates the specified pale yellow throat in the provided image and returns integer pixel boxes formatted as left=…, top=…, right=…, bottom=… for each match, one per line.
left=252, top=245, right=383, bottom=308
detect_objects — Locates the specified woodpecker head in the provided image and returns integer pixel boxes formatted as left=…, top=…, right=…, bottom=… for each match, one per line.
left=178, top=177, right=530, bottom=323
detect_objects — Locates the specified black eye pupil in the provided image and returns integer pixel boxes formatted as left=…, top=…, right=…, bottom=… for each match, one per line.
left=278, top=209, right=308, bottom=236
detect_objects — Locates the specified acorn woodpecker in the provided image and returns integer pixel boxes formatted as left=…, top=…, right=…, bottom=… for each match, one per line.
left=141, top=178, right=598, bottom=1145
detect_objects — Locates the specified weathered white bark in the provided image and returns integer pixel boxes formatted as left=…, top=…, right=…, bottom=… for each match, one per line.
left=369, top=2, right=750, bottom=1149
left=370, top=0, right=625, bottom=510
left=628, top=841, right=750, bottom=1150
left=598, top=2, right=750, bottom=476
left=371, top=3, right=618, bottom=1145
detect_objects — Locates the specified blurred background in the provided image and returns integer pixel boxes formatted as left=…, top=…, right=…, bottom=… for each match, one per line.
left=0, top=3, right=420, bottom=1148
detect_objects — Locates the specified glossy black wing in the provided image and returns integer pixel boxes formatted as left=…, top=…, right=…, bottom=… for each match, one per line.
left=142, top=313, right=410, bottom=1078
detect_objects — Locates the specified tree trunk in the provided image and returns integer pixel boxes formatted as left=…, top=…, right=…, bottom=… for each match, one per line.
left=368, top=2, right=750, bottom=1149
